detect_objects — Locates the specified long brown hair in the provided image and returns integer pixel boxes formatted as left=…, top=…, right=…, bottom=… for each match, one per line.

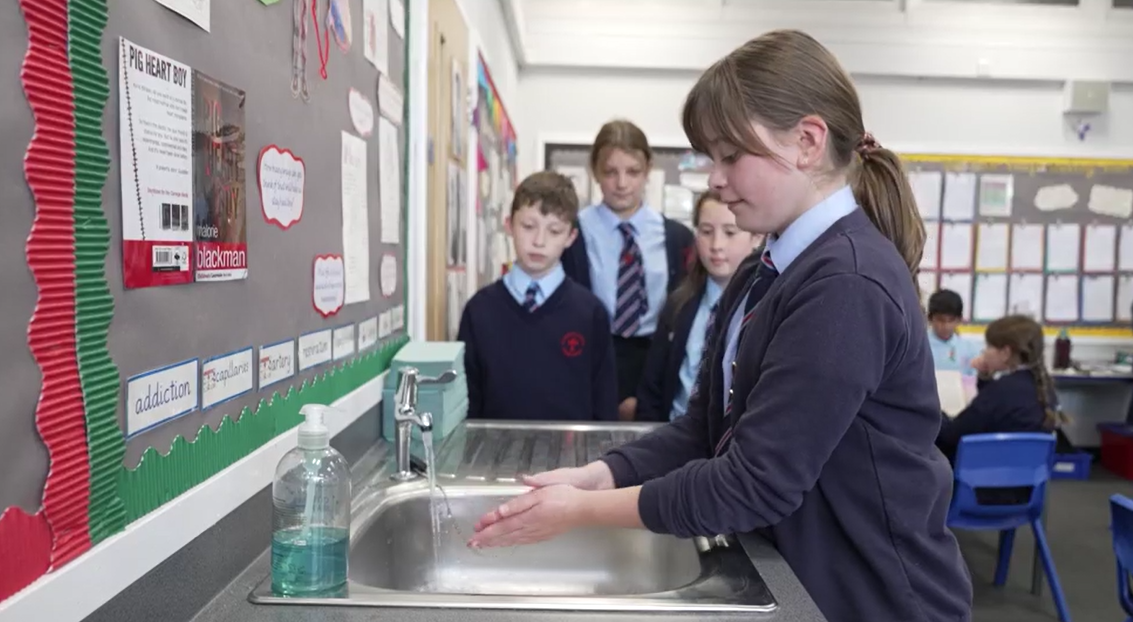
left=985, top=315, right=1069, bottom=430
left=666, top=193, right=718, bottom=321
left=589, top=119, right=653, bottom=174
left=680, top=29, right=925, bottom=286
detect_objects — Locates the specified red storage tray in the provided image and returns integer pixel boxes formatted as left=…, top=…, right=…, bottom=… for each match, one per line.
left=1098, top=423, right=1133, bottom=480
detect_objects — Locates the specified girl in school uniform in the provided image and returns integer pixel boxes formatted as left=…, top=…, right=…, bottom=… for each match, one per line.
left=937, top=315, right=1073, bottom=462
left=470, top=30, right=973, bottom=622
left=561, top=120, right=695, bottom=420
left=634, top=193, right=761, bottom=422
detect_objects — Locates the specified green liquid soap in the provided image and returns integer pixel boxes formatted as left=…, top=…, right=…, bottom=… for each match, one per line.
left=271, top=526, right=349, bottom=596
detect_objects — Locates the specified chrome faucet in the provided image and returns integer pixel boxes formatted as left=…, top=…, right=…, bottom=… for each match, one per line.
left=391, top=366, right=458, bottom=480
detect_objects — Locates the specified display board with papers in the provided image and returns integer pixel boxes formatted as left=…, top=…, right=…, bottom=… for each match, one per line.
left=907, top=155, right=1133, bottom=336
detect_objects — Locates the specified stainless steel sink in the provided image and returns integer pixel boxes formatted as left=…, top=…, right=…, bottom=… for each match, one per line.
left=249, top=421, right=778, bottom=613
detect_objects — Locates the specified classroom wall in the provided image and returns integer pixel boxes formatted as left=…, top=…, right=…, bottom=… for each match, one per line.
left=515, top=69, right=1133, bottom=177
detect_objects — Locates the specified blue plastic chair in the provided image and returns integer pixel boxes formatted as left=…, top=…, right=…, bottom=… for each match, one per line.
left=947, top=432, right=1071, bottom=622
left=1110, top=494, right=1133, bottom=621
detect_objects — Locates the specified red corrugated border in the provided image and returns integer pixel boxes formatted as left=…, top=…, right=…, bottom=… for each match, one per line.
left=21, top=0, right=91, bottom=571
left=0, top=508, right=52, bottom=601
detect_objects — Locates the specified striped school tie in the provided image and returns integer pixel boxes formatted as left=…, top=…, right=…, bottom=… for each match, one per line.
left=522, top=283, right=540, bottom=312
left=703, top=302, right=720, bottom=342
left=611, top=222, right=647, bottom=337
left=714, top=253, right=779, bottom=456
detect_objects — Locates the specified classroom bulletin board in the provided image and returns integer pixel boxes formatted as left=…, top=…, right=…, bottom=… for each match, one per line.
left=474, top=53, right=518, bottom=289
left=907, top=155, right=1133, bottom=338
left=0, top=0, right=410, bottom=602
left=544, top=143, right=1133, bottom=338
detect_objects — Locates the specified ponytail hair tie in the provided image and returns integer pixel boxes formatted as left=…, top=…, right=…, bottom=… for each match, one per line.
left=857, top=132, right=881, bottom=156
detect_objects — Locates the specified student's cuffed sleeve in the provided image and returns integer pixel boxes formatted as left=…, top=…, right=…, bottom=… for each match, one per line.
left=591, top=306, right=619, bottom=421
left=637, top=274, right=900, bottom=537
left=456, top=307, right=483, bottom=419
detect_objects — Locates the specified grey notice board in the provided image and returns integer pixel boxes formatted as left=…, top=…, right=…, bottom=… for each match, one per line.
left=0, top=0, right=408, bottom=514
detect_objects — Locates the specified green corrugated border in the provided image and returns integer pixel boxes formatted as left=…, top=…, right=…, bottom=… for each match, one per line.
left=68, top=0, right=126, bottom=544
left=119, top=336, right=407, bottom=523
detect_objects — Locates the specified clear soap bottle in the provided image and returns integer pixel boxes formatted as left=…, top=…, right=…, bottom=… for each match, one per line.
left=271, top=404, right=351, bottom=596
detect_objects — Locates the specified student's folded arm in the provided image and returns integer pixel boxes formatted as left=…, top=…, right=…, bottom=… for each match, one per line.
left=636, top=274, right=896, bottom=537
left=591, top=306, right=619, bottom=421
left=634, top=308, right=675, bottom=422
left=457, top=308, right=483, bottom=419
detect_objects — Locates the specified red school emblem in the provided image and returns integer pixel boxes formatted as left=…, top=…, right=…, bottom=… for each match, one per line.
left=561, top=331, right=585, bottom=357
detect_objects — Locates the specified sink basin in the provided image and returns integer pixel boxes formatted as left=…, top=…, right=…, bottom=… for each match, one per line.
left=249, top=421, right=778, bottom=613
left=351, top=484, right=701, bottom=596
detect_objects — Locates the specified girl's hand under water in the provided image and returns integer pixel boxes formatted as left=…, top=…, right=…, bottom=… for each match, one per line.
left=467, top=484, right=588, bottom=548
left=521, top=460, right=615, bottom=492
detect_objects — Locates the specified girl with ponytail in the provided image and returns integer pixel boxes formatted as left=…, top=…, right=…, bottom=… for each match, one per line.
left=468, top=29, right=973, bottom=622
left=938, top=315, right=1074, bottom=462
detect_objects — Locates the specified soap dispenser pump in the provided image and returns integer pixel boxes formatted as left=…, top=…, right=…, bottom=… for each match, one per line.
left=270, top=404, right=351, bottom=596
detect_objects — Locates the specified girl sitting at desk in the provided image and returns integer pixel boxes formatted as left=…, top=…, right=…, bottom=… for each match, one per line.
left=936, top=315, right=1072, bottom=462
left=634, top=193, right=761, bottom=422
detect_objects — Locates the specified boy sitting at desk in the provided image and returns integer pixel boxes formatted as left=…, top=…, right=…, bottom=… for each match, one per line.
left=927, top=289, right=982, bottom=377
left=458, top=171, right=618, bottom=421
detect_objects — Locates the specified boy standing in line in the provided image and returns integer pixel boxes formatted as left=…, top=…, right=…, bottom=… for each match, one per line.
left=458, top=171, right=618, bottom=421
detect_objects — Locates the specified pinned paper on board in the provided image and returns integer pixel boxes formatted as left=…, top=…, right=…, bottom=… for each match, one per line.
left=940, top=272, right=973, bottom=320
left=1008, top=273, right=1044, bottom=318
left=1118, top=276, right=1133, bottom=323
left=328, top=0, right=353, bottom=52
left=975, top=223, right=1009, bottom=271
left=152, top=0, right=210, bottom=31
left=908, top=170, right=943, bottom=221
left=921, top=222, right=939, bottom=270
left=341, top=131, right=371, bottom=304
left=1010, top=224, right=1045, bottom=271
left=978, top=174, right=1014, bottom=217
left=379, top=117, right=401, bottom=244
left=942, top=172, right=976, bottom=221
left=380, top=253, right=398, bottom=297
left=1088, top=185, right=1133, bottom=219
left=377, top=74, right=403, bottom=124
left=389, top=0, right=405, bottom=38
left=917, top=271, right=937, bottom=309
left=258, top=145, right=305, bottom=230
left=1034, top=184, right=1079, bottom=212
left=1120, top=225, right=1133, bottom=271
left=940, top=223, right=973, bottom=270
left=1083, top=224, right=1117, bottom=272
left=349, top=88, right=374, bottom=137
left=1044, top=274, right=1080, bottom=323
left=312, top=254, right=346, bottom=317
left=362, top=0, right=390, bottom=74
left=1082, top=275, right=1115, bottom=322
left=973, top=273, right=1008, bottom=322
left=1045, top=223, right=1081, bottom=273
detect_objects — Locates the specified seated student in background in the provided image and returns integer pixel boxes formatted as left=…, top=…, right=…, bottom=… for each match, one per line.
left=635, top=193, right=761, bottom=422
left=562, top=120, right=695, bottom=420
left=927, top=289, right=982, bottom=376
left=936, top=315, right=1072, bottom=463
left=458, top=171, right=618, bottom=421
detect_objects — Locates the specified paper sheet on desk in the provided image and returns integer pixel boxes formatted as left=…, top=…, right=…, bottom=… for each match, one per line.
left=937, top=370, right=972, bottom=418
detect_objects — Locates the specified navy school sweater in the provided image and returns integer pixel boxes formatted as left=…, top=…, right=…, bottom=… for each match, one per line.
left=601, top=209, right=973, bottom=622
left=937, top=369, right=1058, bottom=462
left=457, top=279, right=618, bottom=421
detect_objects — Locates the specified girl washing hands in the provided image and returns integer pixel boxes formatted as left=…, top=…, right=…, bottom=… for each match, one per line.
left=470, top=29, right=972, bottom=622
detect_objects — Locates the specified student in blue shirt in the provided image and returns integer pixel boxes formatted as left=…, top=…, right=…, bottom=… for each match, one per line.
left=937, top=315, right=1072, bottom=462
left=458, top=171, right=618, bottom=421
left=562, top=120, right=694, bottom=420
left=635, top=193, right=761, bottom=422
left=927, top=289, right=981, bottom=376
left=468, top=30, right=972, bottom=622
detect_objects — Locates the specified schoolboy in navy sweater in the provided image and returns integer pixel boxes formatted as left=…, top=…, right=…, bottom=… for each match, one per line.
left=458, top=171, right=618, bottom=422
left=467, top=31, right=972, bottom=622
